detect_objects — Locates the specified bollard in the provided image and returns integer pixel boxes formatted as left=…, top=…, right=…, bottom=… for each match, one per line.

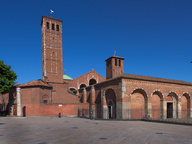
left=58, top=113, right=61, bottom=118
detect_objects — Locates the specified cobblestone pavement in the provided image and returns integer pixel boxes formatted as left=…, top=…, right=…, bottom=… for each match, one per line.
left=0, top=117, right=192, bottom=144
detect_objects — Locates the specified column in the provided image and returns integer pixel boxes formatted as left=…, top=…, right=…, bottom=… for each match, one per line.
left=16, top=87, right=22, bottom=117
left=90, top=86, right=96, bottom=119
left=83, top=88, right=87, bottom=103
left=163, top=101, right=167, bottom=119
left=178, top=98, right=182, bottom=118
left=101, top=89, right=108, bottom=119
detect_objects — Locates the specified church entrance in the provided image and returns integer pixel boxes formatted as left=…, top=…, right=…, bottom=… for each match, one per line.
left=105, top=88, right=116, bottom=119
left=167, top=103, right=173, bottom=118
left=108, top=103, right=115, bottom=119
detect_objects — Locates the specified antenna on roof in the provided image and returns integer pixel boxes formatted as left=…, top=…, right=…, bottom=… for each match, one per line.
left=50, top=9, right=54, bottom=17
left=64, top=69, right=66, bottom=75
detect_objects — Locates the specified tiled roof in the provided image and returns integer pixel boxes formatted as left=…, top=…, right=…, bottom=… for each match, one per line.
left=121, top=74, right=192, bottom=86
left=19, top=79, right=52, bottom=87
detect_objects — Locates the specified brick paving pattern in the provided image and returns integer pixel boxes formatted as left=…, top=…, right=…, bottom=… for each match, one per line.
left=0, top=117, right=192, bottom=144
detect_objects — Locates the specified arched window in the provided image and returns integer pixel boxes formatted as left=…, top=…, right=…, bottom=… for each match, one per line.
left=119, top=60, right=121, bottom=67
left=56, top=25, right=59, bottom=31
left=89, top=78, right=97, bottom=86
left=69, top=88, right=77, bottom=94
left=42, top=95, right=48, bottom=104
left=52, top=23, right=55, bottom=30
left=80, top=84, right=86, bottom=89
left=47, top=22, right=49, bottom=29
left=115, top=59, right=117, bottom=66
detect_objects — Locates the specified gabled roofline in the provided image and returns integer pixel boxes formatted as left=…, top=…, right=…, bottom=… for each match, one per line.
left=18, top=79, right=52, bottom=88
left=72, top=70, right=105, bottom=81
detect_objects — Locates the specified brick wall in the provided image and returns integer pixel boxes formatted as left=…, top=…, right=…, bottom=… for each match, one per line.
left=21, top=103, right=89, bottom=117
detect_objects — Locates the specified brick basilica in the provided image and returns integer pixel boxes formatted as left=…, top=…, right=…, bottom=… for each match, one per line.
left=1, top=16, right=192, bottom=120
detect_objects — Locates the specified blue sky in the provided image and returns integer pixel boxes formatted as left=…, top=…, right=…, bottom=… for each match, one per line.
left=1, top=0, right=192, bottom=84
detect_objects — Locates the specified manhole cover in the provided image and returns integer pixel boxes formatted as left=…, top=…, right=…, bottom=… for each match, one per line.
left=100, top=138, right=108, bottom=140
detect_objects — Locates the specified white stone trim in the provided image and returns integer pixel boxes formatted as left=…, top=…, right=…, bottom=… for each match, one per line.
left=16, top=87, right=21, bottom=117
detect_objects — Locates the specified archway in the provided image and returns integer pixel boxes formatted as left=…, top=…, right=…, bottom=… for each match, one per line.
left=80, top=84, right=86, bottom=89
left=89, top=78, right=97, bottom=86
left=131, top=89, right=148, bottom=119
left=167, top=92, right=178, bottom=118
left=181, top=93, right=190, bottom=118
left=151, top=91, right=163, bottom=119
left=69, top=88, right=77, bottom=94
left=42, top=95, right=49, bottom=104
left=105, top=89, right=116, bottom=119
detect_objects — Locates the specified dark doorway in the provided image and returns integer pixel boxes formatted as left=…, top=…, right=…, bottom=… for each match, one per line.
left=105, top=89, right=116, bottom=119
left=23, top=106, right=26, bottom=117
left=167, top=103, right=173, bottom=118
left=108, top=105, right=113, bottom=119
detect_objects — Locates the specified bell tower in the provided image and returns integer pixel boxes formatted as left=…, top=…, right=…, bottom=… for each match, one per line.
left=41, top=16, right=63, bottom=83
left=105, top=56, right=125, bottom=79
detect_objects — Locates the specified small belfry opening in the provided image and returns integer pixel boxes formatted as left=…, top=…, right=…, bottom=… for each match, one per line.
left=52, top=23, right=55, bottom=30
left=89, top=78, right=97, bottom=86
left=46, top=22, right=49, bottom=29
left=56, top=25, right=59, bottom=31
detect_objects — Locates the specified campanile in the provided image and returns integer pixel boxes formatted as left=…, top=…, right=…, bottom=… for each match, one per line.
left=105, top=56, right=125, bottom=79
left=41, top=16, right=63, bottom=83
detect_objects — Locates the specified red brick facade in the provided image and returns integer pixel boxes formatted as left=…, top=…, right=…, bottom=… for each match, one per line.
left=41, top=16, right=63, bottom=83
left=1, top=15, right=192, bottom=120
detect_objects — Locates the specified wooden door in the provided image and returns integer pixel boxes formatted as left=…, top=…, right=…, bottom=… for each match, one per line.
left=13, top=104, right=17, bottom=116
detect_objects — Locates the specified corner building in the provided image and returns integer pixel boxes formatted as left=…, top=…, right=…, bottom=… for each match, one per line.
left=1, top=16, right=192, bottom=120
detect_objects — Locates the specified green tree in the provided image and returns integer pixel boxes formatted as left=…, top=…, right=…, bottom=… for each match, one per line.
left=0, top=61, right=17, bottom=92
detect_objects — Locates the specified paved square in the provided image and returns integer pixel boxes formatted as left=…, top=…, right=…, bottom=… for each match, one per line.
left=0, top=117, right=192, bottom=144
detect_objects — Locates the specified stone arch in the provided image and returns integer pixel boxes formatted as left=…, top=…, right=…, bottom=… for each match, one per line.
left=89, top=78, right=97, bottom=86
left=181, top=93, right=190, bottom=118
left=104, top=88, right=116, bottom=119
left=42, top=94, right=49, bottom=104
left=151, top=91, right=163, bottom=119
left=166, top=92, right=178, bottom=118
left=131, top=88, right=148, bottom=119
left=69, top=87, right=77, bottom=95
left=79, top=83, right=87, bottom=89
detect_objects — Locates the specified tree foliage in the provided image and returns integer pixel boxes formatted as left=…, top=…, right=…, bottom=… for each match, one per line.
left=0, top=61, right=17, bottom=92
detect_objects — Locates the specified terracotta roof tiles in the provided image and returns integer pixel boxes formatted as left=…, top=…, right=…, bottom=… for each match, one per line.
left=19, top=79, right=52, bottom=87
